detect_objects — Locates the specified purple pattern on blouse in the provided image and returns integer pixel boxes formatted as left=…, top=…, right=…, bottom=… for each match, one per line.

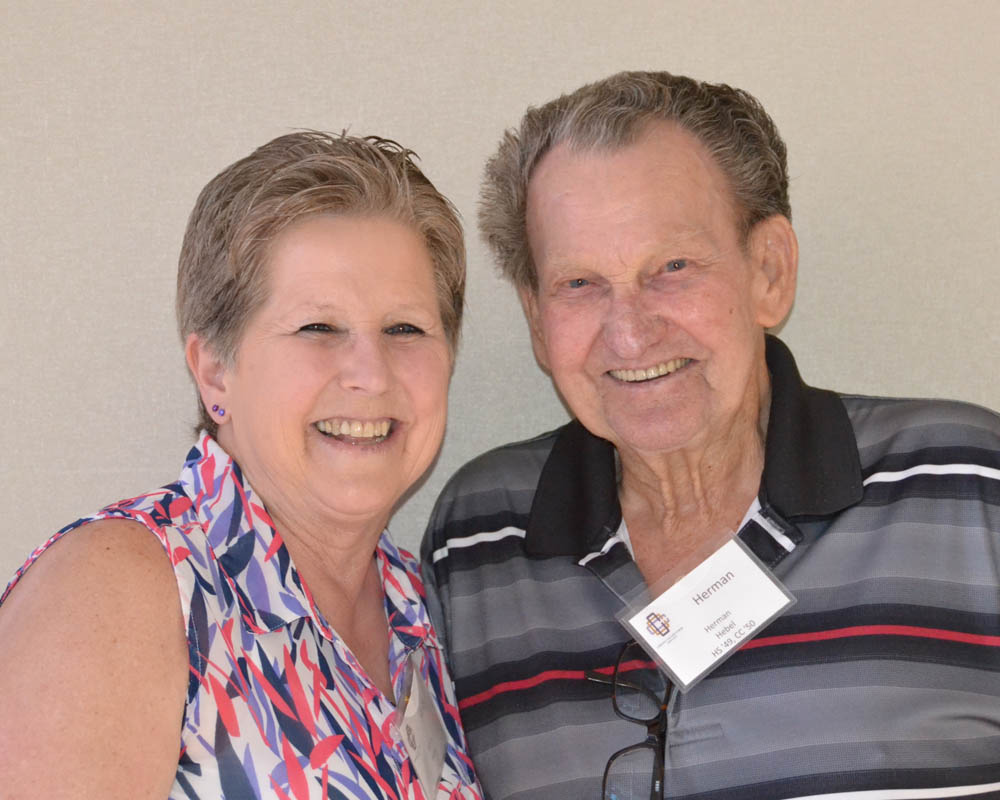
left=2, top=434, right=483, bottom=800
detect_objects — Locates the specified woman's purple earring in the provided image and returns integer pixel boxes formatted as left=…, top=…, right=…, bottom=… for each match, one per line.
left=211, top=404, right=226, bottom=417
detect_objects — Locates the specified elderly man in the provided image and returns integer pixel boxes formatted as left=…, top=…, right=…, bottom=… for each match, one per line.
left=422, top=71, right=1000, bottom=799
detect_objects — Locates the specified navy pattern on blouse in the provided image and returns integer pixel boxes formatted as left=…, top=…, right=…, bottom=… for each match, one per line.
left=2, top=434, right=483, bottom=800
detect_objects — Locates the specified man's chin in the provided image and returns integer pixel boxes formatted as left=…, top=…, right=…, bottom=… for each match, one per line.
left=597, top=413, right=707, bottom=459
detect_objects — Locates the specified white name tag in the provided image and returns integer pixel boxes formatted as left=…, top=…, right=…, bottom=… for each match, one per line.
left=397, top=649, right=447, bottom=798
left=622, top=537, right=795, bottom=692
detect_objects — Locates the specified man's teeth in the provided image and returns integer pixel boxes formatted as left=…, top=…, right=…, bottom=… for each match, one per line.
left=315, top=419, right=391, bottom=439
left=609, top=358, right=692, bottom=383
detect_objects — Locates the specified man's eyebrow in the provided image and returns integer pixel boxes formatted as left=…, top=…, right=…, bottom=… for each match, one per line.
left=540, top=257, right=588, bottom=272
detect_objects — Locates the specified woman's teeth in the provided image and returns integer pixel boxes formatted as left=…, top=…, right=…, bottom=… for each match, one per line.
left=609, top=358, right=692, bottom=383
left=315, top=418, right=391, bottom=441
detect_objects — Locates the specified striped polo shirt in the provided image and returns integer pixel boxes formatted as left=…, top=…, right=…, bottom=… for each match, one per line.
left=421, top=336, right=1000, bottom=800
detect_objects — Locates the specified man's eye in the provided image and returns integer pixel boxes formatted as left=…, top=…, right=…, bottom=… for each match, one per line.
left=567, top=278, right=590, bottom=289
left=299, top=323, right=335, bottom=333
left=385, top=323, right=424, bottom=336
left=663, top=259, right=687, bottom=273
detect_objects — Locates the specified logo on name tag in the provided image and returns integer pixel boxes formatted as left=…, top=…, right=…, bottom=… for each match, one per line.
left=624, top=538, right=796, bottom=692
left=645, top=612, right=671, bottom=636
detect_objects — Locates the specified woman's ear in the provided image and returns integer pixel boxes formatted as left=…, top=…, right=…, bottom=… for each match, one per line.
left=184, top=333, right=230, bottom=421
left=750, top=215, right=798, bottom=329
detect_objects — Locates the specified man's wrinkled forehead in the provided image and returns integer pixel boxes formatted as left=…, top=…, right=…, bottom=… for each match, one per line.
left=525, top=122, right=743, bottom=250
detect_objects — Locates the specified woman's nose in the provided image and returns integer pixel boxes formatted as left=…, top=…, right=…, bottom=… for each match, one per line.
left=338, top=334, right=390, bottom=394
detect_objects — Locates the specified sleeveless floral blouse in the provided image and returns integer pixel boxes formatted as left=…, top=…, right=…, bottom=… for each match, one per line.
left=2, top=435, right=483, bottom=800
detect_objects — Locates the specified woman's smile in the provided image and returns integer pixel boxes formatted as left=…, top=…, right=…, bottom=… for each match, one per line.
left=315, top=417, right=394, bottom=443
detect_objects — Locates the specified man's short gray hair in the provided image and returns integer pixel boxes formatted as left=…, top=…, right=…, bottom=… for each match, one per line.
left=479, top=70, right=790, bottom=292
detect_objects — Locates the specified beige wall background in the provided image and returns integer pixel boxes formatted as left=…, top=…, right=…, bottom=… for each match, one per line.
left=2, top=1, right=998, bottom=581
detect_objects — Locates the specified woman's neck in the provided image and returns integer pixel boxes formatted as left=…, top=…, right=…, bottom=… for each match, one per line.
left=280, top=525, right=395, bottom=698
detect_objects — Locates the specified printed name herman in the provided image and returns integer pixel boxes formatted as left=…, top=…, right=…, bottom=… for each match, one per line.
left=692, top=570, right=736, bottom=605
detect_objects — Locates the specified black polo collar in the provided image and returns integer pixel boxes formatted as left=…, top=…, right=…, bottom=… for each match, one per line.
left=524, top=335, right=863, bottom=557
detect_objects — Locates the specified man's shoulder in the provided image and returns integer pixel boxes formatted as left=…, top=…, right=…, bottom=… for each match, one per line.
left=437, top=425, right=565, bottom=504
left=839, top=393, right=1000, bottom=469
left=424, top=425, right=566, bottom=547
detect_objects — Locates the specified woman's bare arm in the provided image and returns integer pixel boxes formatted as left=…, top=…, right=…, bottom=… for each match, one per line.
left=0, top=519, right=189, bottom=799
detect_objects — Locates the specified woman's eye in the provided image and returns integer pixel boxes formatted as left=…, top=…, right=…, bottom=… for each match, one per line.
left=567, top=278, right=590, bottom=289
left=299, top=322, right=335, bottom=333
left=385, top=323, right=425, bottom=336
left=663, top=259, right=688, bottom=273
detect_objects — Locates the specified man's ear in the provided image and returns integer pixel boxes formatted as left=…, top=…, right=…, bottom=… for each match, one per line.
left=750, top=215, right=798, bottom=329
left=184, top=333, right=230, bottom=416
left=518, top=286, right=551, bottom=374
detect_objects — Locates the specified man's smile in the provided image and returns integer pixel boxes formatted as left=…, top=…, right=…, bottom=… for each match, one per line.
left=607, top=357, right=693, bottom=383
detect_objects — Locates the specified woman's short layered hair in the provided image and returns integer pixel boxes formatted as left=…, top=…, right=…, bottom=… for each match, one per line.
left=479, top=70, right=790, bottom=292
left=177, top=131, right=465, bottom=435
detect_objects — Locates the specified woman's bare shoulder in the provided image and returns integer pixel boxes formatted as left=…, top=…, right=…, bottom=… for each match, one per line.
left=1, top=517, right=179, bottom=618
left=0, top=518, right=189, bottom=799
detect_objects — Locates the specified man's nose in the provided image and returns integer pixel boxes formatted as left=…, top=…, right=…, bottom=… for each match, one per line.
left=602, top=292, right=664, bottom=359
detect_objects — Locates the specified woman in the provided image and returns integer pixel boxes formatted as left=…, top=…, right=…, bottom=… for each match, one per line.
left=0, top=131, right=483, bottom=799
